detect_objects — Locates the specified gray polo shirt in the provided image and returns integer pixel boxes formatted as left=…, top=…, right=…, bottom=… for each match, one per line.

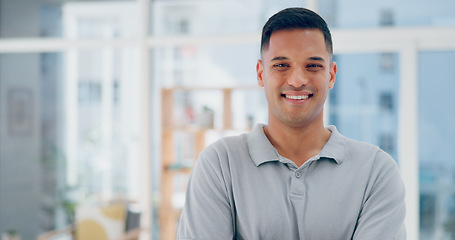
left=177, top=124, right=406, bottom=240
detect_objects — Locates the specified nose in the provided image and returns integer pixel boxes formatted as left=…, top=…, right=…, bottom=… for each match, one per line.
left=287, top=67, right=309, bottom=88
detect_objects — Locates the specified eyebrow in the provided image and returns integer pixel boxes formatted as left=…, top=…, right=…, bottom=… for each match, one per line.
left=270, top=56, right=326, bottom=62
left=308, top=56, right=325, bottom=61
left=270, top=56, right=288, bottom=61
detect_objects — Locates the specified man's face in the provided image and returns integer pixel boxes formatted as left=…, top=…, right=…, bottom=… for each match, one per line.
left=257, top=28, right=337, bottom=128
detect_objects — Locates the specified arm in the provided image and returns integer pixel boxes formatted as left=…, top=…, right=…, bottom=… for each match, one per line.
left=177, top=146, right=234, bottom=240
left=353, top=150, right=406, bottom=240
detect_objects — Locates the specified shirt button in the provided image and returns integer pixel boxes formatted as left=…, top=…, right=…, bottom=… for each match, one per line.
left=295, top=171, right=301, bottom=178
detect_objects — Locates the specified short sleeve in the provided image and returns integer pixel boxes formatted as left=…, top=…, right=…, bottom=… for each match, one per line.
left=177, top=146, right=234, bottom=240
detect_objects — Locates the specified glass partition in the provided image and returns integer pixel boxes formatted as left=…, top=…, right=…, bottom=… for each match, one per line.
left=0, top=53, right=61, bottom=238
left=151, top=0, right=311, bottom=36
left=418, top=51, right=455, bottom=240
left=329, top=53, right=400, bottom=160
left=318, top=0, right=455, bottom=28
left=0, top=0, right=138, bottom=39
left=153, top=44, right=260, bottom=88
left=0, top=47, right=143, bottom=238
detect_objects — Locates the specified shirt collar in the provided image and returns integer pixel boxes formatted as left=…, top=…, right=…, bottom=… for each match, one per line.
left=247, top=124, right=346, bottom=167
left=319, top=125, right=346, bottom=164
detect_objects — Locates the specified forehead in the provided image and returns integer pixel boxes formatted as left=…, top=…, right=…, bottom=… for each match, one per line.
left=263, top=29, right=329, bottom=60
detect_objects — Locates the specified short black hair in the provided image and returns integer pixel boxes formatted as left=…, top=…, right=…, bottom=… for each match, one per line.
left=261, top=8, right=333, bottom=56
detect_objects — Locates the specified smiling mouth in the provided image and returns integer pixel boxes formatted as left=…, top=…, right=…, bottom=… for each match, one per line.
left=281, top=94, right=313, bottom=100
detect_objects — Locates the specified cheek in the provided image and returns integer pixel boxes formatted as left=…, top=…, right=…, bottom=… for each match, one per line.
left=319, top=72, right=333, bottom=88
left=263, top=81, right=279, bottom=103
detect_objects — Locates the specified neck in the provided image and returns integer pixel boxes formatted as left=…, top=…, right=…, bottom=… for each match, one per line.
left=264, top=120, right=331, bottom=167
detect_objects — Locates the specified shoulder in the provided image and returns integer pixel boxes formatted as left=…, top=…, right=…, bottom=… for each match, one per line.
left=341, top=136, right=402, bottom=191
left=196, top=133, right=249, bottom=169
left=342, top=135, right=395, bottom=165
left=336, top=133, right=404, bottom=202
left=190, top=132, right=252, bottom=193
left=330, top=129, right=398, bottom=177
left=201, top=133, right=248, bottom=157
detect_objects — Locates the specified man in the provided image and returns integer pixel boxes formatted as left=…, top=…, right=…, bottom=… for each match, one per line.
left=177, top=7, right=406, bottom=240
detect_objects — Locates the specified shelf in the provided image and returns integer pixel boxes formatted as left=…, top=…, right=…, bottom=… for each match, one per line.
left=165, top=163, right=193, bottom=173
left=162, top=126, right=252, bottom=133
left=159, top=86, right=260, bottom=240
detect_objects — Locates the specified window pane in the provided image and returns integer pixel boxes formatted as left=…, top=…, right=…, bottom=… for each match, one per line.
left=0, top=0, right=137, bottom=39
left=318, top=0, right=455, bottom=28
left=418, top=51, right=455, bottom=240
left=328, top=53, right=400, bottom=160
left=151, top=0, right=308, bottom=36
left=155, top=44, right=259, bottom=87
left=0, top=48, right=143, bottom=238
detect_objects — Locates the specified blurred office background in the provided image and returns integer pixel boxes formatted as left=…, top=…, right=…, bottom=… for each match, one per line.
left=0, top=0, right=454, bottom=239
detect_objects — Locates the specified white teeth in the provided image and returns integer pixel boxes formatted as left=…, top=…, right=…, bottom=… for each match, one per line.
left=285, top=95, right=309, bottom=100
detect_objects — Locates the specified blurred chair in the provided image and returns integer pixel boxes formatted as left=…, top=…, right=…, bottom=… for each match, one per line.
left=37, top=202, right=141, bottom=240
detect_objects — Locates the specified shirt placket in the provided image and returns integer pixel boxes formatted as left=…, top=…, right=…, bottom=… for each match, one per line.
left=290, top=165, right=306, bottom=199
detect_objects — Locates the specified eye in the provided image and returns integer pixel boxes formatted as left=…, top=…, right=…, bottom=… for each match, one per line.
left=307, top=63, right=323, bottom=71
left=273, top=63, right=290, bottom=70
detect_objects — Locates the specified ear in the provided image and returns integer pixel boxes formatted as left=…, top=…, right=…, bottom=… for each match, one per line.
left=328, top=61, right=337, bottom=89
left=256, top=59, right=264, bottom=87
